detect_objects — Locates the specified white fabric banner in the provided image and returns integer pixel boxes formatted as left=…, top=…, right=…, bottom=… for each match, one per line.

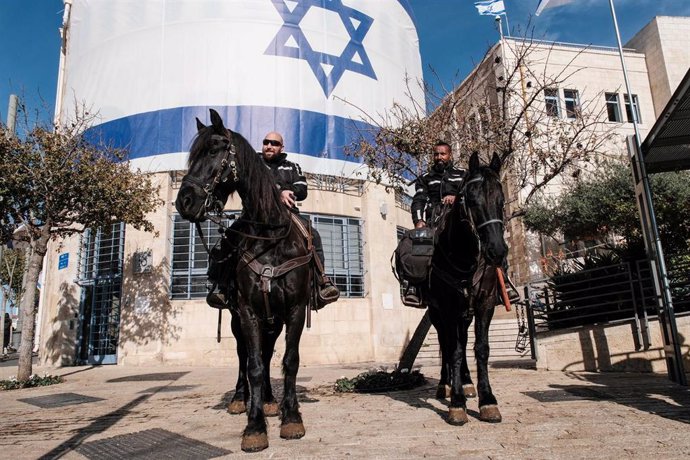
left=60, top=0, right=423, bottom=176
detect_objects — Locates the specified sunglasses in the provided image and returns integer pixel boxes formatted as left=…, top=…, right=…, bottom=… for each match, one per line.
left=262, top=139, right=282, bottom=147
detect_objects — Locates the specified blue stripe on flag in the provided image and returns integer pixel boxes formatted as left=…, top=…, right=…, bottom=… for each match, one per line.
left=83, top=106, right=375, bottom=163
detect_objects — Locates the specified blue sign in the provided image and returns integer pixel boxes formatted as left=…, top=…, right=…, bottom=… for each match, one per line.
left=58, top=253, right=69, bottom=270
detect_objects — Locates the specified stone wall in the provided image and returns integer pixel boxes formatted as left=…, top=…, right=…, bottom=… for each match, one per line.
left=534, top=314, right=690, bottom=374
left=37, top=172, right=428, bottom=367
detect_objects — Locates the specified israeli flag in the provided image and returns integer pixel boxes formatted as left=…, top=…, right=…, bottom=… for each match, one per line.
left=474, top=0, right=505, bottom=16
left=536, top=0, right=575, bottom=16
left=59, top=0, right=423, bottom=178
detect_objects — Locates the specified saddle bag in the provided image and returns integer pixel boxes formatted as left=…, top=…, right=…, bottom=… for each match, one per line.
left=394, top=228, right=435, bottom=284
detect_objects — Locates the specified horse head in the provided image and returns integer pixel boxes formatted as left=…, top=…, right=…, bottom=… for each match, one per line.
left=175, top=109, right=240, bottom=222
left=463, top=151, right=508, bottom=267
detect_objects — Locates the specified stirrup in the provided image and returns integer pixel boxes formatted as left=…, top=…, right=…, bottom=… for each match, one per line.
left=402, top=294, right=424, bottom=308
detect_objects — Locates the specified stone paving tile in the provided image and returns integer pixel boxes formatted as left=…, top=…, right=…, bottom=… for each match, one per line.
left=1, top=364, right=689, bottom=458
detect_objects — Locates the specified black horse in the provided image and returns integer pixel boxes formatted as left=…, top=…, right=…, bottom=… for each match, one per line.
left=424, top=151, right=508, bottom=425
left=175, top=109, right=312, bottom=452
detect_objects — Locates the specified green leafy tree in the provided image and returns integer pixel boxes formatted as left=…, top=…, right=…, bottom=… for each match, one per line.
left=0, top=111, right=162, bottom=381
left=524, top=162, right=690, bottom=258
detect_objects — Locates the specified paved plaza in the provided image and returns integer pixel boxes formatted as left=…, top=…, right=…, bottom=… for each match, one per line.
left=1, top=358, right=689, bottom=459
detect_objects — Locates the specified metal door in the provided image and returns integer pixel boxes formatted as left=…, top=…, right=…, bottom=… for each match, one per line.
left=77, top=223, right=125, bottom=364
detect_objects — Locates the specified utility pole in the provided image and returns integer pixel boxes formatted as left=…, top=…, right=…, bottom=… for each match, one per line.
left=1, top=94, right=19, bottom=353
left=607, top=0, right=686, bottom=386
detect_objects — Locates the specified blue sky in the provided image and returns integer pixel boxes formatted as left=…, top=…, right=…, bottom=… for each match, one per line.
left=1, top=0, right=690, bottom=125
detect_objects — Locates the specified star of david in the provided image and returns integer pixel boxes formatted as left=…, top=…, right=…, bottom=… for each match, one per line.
left=265, top=0, right=377, bottom=97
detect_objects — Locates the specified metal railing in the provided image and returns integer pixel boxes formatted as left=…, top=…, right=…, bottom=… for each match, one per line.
left=524, top=256, right=690, bottom=339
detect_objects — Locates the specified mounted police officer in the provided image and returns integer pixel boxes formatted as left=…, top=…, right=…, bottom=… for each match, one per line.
left=401, top=141, right=466, bottom=305
left=207, top=131, right=339, bottom=309
left=411, top=141, right=466, bottom=229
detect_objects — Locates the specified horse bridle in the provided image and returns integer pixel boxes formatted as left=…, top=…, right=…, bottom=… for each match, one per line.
left=182, top=131, right=239, bottom=215
left=462, top=175, right=504, bottom=231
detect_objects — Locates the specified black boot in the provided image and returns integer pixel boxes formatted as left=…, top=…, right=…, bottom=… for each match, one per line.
left=206, top=284, right=228, bottom=309
left=318, top=277, right=340, bottom=304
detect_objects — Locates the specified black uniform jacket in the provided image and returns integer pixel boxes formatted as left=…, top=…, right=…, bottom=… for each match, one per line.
left=262, top=152, right=308, bottom=212
left=411, top=163, right=466, bottom=226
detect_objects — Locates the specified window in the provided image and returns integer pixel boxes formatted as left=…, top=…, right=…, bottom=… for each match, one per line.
left=605, top=92, right=622, bottom=122
left=306, top=214, right=365, bottom=298
left=170, top=213, right=365, bottom=299
left=563, top=89, right=580, bottom=119
left=78, top=223, right=125, bottom=281
left=624, top=94, right=641, bottom=124
left=544, top=88, right=560, bottom=118
left=170, top=215, right=234, bottom=299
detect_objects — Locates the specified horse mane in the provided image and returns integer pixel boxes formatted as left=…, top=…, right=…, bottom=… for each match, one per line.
left=188, top=127, right=289, bottom=224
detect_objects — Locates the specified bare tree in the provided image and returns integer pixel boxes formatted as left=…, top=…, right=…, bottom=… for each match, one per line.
left=0, top=108, right=162, bottom=381
left=344, top=33, right=620, bottom=219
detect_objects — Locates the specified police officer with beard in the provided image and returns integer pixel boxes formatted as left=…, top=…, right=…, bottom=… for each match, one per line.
left=406, top=141, right=519, bottom=305
left=400, top=141, right=465, bottom=305
left=411, top=141, right=466, bottom=229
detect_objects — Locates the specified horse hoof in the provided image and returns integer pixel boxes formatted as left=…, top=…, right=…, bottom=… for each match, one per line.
left=280, top=422, right=306, bottom=440
left=463, top=384, right=477, bottom=398
left=227, top=400, right=246, bottom=414
left=479, top=404, right=502, bottom=423
left=435, top=384, right=450, bottom=400
left=241, top=432, right=269, bottom=452
left=264, top=401, right=280, bottom=417
left=447, top=407, right=469, bottom=426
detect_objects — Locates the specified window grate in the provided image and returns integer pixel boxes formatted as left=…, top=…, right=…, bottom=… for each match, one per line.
left=310, top=215, right=365, bottom=298
left=170, top=213, right=365, bottom=299
left=170, top=215, right=235, bottom=299
left=78, top=223, right=125, bottom=283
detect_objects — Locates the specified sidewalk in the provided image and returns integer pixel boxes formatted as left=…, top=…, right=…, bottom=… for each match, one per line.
left=1, top=360, right=689, bottom=459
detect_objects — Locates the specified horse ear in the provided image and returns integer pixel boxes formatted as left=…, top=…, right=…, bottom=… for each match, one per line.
left=209, top=108, right=226, bottom=134
left=490, top=152, right=501, bottom=174
left=469, top=151, right=480, bottom=174
left=195, top=117, right=206, bottom=132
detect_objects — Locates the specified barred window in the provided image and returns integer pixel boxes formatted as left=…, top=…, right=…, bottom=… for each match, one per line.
left=306, top=214, right=365, bottom=298
left=170, top=213, right=365, bottom=299
left=78, top=223, right=125, bottom=281
left=170, top=215, right=234, bottom=299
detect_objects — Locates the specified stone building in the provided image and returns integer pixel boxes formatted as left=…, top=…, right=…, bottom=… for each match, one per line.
left=36, top=11, right=690, bottom=368
left=435, top=16, right=690, bottom=285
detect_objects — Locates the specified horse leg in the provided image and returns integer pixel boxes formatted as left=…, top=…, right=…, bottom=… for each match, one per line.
left=460, top=315, right=476, bottom=398
left=238, top=308, right=269, bottom=453
left=446, top=312, right=469, bottom=425
left=474, top=300, right=501, bottom=423
left=279, top=305, right=307, bottom=440
left=228, top=311, right=248, bottom=415
left=429, top=307, right=451, bottom=400
left=262, top=324, right=283, bottom=417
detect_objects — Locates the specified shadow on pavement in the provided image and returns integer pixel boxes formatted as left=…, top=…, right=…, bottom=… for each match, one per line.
left=550, top=371, right=690, bottom=424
